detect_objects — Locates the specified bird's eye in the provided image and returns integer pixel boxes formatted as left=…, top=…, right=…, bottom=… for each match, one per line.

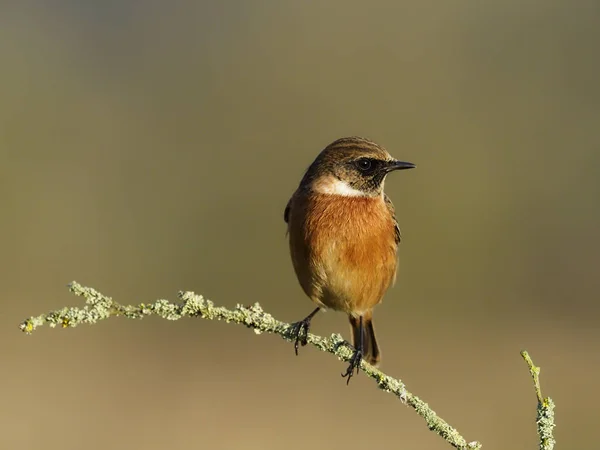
left=355, top=158, right=373, bottom=172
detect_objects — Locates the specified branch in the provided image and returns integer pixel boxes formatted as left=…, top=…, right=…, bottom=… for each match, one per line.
left=29, top=281, right=561, bottom=450
left=521, top=351, right=556, bottom=450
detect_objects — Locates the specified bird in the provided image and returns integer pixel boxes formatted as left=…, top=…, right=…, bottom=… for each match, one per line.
left=284, top=136, right=415, bottom=383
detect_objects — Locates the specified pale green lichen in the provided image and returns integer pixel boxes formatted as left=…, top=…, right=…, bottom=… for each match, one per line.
left=537, top=398, right=556, bottom=450
left=521, top=351, right=556, bottom=450
left=28, top=282, right=571, bottom=450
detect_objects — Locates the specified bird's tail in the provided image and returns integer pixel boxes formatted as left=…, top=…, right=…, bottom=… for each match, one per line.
left=349, top=311, right=381, bottom=367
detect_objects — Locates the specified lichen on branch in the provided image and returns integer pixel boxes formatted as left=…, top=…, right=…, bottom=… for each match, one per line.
left=20, top=281, right=553, bottom=450
left=521, top=351, right=556, bottom=450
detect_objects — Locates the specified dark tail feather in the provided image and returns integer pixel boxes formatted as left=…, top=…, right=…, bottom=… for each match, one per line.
left=349, top=312, right=381, bottom=367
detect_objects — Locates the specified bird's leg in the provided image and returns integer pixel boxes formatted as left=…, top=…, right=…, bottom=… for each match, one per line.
left=341, top=315, right=364, bottom=384
left=290, top=307, right=320, bottom=355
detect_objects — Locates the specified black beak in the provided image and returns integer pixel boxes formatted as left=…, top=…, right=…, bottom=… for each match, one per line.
left=385, top=160, right=416, bottom=172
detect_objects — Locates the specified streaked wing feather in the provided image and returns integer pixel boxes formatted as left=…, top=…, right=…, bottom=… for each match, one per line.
left=284, top=198, right=291, bottom=224
left=384, top=193, right=401, bottom=244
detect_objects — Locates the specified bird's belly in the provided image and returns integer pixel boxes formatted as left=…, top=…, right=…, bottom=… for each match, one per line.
left=316, top=232, right=397, bottom=315
left=288, top=193, right=398, bottom=315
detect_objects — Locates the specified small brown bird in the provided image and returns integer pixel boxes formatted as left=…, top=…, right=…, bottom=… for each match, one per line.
left=284, top=136, right=415, bottom=382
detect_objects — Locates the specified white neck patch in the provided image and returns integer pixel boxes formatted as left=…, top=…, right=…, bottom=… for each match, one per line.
left=313, top=176, right=370, bottom=197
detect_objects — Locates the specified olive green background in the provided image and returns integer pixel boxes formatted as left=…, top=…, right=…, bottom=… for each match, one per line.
left=2, top=2, right=599, bottom=449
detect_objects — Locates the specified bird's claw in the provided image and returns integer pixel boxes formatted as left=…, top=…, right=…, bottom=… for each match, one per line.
left=341, top=347, right=363, bottom=385
left=290, top=319, right=311, bottom=355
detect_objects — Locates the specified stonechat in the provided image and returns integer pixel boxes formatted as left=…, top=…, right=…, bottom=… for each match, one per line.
left=284, top=136, right=415, bottom=382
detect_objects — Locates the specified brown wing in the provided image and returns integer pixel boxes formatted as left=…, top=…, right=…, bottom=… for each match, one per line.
left=284, top=198, right=291, bottom=224
left=284, top=196, right=294, bottom=238
left=384, top=193, right=401, bottom=244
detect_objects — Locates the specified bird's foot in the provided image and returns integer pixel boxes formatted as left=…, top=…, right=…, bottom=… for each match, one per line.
left=341, top=347, right=363, bottom=385
left=290, top=318, right=312, bottom=356
left=289, top=308, right=320, bottom=356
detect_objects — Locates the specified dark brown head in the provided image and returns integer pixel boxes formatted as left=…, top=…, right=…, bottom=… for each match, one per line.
left=299, top=137, right=415, bottom=197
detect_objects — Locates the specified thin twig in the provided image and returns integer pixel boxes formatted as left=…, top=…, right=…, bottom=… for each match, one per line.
left=521, top=351, right=556, bottom=450
left=21, top=282, right=482, bottom=448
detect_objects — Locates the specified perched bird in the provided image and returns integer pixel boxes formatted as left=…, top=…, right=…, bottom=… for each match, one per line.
left=284, top=136, right=415, bottom=382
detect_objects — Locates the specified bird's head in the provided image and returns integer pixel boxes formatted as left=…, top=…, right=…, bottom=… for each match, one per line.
left=301, top=136, right=415, bottom=197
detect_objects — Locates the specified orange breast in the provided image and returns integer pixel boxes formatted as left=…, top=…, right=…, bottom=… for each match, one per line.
left=287, top=192, right=398, bottom=315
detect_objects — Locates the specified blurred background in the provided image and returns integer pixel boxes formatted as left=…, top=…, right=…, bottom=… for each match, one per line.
left=2, top=1, right=599, bottom=449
